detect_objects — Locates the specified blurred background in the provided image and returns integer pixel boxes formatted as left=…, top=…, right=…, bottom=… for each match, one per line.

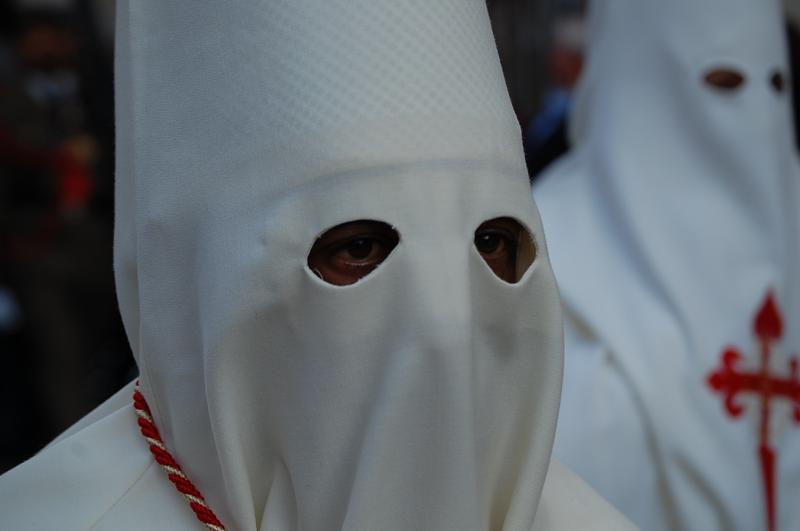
left=0, top=0, right=798, bottom=474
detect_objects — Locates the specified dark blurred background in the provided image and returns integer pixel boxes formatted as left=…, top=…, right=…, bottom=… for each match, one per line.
left=0, top=0, right=798, bottom=474
left=0, top=0, right=131, bottom=473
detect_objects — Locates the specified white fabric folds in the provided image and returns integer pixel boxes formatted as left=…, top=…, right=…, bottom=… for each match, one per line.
left=536, top=0, right=800, bottom=529
left=0, top=1, right=635, bottom=530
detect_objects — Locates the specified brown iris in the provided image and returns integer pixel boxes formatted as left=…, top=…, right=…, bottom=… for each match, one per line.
left=307, top=220, right=399, bottom=286
left=474, top=217, right=534, bottom=284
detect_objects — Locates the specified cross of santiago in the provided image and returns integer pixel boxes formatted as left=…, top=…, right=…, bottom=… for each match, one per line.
left=707, top=291, right=800, bottom=531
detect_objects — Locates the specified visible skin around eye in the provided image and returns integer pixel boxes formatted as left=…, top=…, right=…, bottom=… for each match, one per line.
left=703, top=67, right=746, bottom=91
left=307, top=220, right=400, bottom=286
left=306, top=217, right=532, bottom=286
left=474, top=217, right=529, bottom=283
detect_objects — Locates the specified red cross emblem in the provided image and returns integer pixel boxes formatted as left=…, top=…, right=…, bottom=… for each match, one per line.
left=707, top=291, right=800, bottom=531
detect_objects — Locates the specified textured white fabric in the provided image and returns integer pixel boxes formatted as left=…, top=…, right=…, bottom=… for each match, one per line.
left=115, top=2, right=559, bottom=529
left=0, top=1, right=637, bottom=529
left=0, top=407, right=634, bottom=530
left=536, top=0, right=800, bottom=529
left=531, top=459, right=638, bottom=531
left=0, top=405, right=197, bottom=530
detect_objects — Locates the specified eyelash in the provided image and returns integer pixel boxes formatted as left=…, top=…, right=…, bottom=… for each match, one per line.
left=482, top=229, right=514, bottom=241
left=329, top=237, right=386, bottom=261
left=477, top=230, right=516, bottom=250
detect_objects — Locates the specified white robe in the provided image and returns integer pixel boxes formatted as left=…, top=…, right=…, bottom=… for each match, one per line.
left=1, top=1, right=639, bottom=529
left=0, top=392, right=635, bottom=530
left=537, top=0, right=800, bottom=529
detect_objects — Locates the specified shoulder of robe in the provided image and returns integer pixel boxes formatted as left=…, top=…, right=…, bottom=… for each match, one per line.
left=0, top=397, right=194, bottom=530
left=532, top=458, right=641, bottom=531
left=49, top=380, right=137, bottom=447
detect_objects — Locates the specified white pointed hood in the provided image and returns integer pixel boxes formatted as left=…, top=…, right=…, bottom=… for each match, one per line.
left=114, top=1, right=563, bottom=530
left=536, top=0, right=800, bottom=528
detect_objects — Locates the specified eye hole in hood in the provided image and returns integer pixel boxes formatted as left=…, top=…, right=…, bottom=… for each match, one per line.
left=770, top=69, right=785, bottom=94
left=307, top=220, right=400, bottom=286
left=703, top=67, right=746, bottom=92
left=474, top=217, right=535, bottom=284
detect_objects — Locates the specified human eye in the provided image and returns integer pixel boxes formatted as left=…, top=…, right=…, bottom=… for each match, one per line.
left=474, top=226, right=516, bottom=258
left=329, top=235, right=392, bottom=269
left=307, top=220, right=399, bottom=286
left=474, top=217, right=534, bottom=284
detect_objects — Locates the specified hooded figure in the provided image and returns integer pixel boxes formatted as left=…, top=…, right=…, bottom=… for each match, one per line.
left=0, top=1, right=634, bottom=530
left=535, top=0, right=800, bottom=529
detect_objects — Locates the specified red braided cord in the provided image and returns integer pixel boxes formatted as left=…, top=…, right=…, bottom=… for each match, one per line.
left=133, top=383, right=226, bottom=531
